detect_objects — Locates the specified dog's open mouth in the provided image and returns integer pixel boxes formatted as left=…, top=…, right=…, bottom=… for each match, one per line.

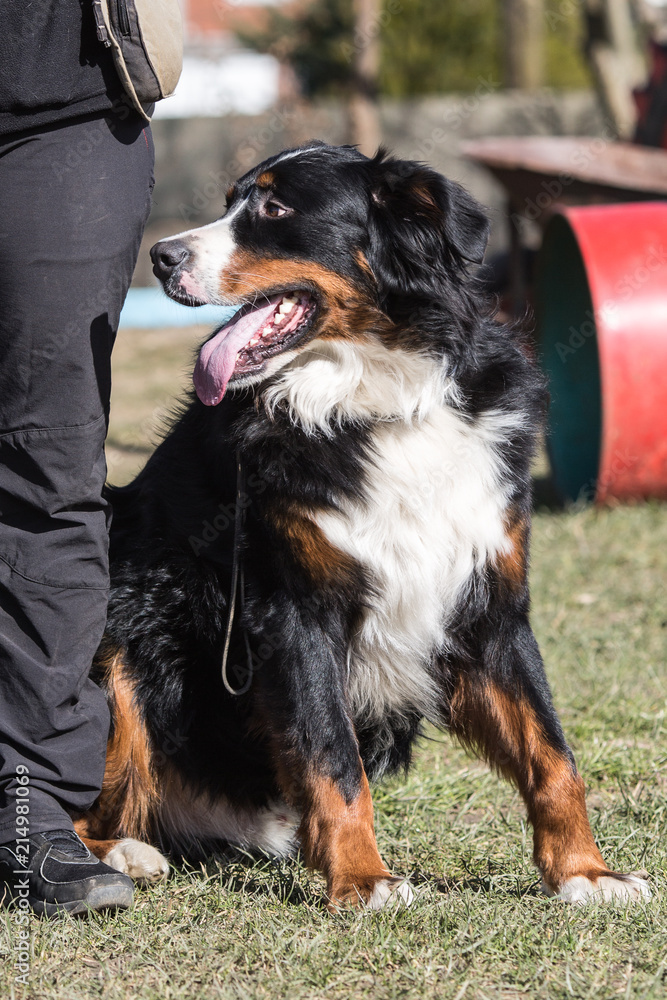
left=193, top=291, right=318, bottom=406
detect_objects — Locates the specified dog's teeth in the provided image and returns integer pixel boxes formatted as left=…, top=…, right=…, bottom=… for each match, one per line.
left=279, top=300, right=295, bottom=314
left=249, top=336, right=259, bottom=346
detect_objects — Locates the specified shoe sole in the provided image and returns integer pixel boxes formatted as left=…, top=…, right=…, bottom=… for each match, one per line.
left=28, top=882, right=134, bottom=918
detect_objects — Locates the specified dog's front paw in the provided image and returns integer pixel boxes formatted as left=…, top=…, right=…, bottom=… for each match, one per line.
left=544, top=870, right=651, bottom=905
left=104, top=839, right=170, bottom=883
left=367, top=876, right=415, bottom=910
left=328, top=875, right=414, bottom=912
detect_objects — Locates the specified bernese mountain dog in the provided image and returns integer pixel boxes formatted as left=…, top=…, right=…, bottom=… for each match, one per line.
left=75, top=142, right=650, bottom=910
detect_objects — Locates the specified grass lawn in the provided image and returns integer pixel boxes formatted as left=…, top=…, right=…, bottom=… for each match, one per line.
left=1, top=327, right=666, bottom=999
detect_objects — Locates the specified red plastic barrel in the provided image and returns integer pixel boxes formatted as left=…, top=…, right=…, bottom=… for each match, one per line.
left=536, top=202, right=667, bottom=504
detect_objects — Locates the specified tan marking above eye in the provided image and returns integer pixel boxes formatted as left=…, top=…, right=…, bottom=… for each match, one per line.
left=256, top=171, right=276, bottom=190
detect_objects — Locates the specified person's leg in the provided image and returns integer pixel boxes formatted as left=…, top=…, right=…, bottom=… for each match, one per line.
left=0, top=113, right=154, bottom=845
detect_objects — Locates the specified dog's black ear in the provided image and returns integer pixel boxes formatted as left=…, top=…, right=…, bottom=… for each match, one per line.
left=366, top=151, right=490, bottom=300
left=441, top=179, right=491, bottom=266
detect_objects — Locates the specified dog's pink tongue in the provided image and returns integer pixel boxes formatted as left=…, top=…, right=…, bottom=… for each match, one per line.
left=193, top=299, right=279, bottom=406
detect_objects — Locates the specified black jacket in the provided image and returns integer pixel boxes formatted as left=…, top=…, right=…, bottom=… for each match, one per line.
left=0, top=0, right=123, bottom=137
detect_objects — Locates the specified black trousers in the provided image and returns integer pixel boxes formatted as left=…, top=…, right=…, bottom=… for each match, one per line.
left=0, top=113, right=154, bottom=842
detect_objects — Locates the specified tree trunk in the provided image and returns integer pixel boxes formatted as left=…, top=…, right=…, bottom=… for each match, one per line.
left=584, top=0, right=644, bottom=138
left=348, top=0, right=382, bottom=154
left=501, top=0, right=545, bottom=90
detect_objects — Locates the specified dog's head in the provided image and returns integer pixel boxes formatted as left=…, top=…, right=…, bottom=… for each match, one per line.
left=151, top=142, right=489, bottom=410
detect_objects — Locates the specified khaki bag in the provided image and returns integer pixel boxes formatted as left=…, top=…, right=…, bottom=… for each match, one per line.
left=92, top=0, right=184, bottom=121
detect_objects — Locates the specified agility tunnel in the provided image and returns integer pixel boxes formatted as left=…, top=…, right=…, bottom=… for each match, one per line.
left=537, top=202, right=667, bottom=504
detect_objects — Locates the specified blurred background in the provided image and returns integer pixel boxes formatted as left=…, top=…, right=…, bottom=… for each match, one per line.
left=132, top=0, right=667, bottom=281
left=115, top=0, right=667, bottom=510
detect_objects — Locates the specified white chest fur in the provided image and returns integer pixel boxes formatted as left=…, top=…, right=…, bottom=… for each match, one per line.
left=315, top=404, right=517, bottom=724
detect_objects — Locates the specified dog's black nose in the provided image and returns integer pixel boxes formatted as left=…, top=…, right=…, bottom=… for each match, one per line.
left=150, top=240, right=190, bottom=281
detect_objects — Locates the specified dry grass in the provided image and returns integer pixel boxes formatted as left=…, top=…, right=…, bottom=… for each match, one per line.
left=105, top=325, right=206, bottom=487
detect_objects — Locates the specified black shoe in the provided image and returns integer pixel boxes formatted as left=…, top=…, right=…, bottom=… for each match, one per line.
left=0, top=829, right=134, bottom=917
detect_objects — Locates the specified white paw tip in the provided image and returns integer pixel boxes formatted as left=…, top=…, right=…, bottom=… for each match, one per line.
left=104, top=839, right=170, bottom=883
left=548, top=872, right=651, bottom=905
left=257, top=804, right=300, bottom=858
left=367, top=877, right=415, bottom=911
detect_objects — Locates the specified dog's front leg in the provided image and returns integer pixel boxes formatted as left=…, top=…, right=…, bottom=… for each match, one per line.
left=447, top=615, right=651, bottom=904
left=297, top=761, right=413, bottom=910
left=254, top=605, right=412, bottom=910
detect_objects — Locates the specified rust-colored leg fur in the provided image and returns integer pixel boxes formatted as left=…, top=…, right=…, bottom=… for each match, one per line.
left=76, top=652, right=158, bottom=844
left=72, top=828, right=122, bottom=862
left=73, top=652, right=169, bottom=883
left=276, top=757, right=411, bottom=910
left=449, top=674, right=649, bottom=901
left=301, top=769, right=392, bottom=908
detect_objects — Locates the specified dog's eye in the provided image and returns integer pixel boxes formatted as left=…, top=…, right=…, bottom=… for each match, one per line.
left=262, top=200, right=290, bottom=219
